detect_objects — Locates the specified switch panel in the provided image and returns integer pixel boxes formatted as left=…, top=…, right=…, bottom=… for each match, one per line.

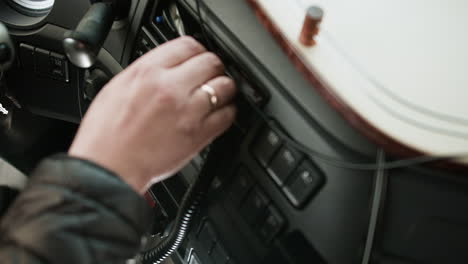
left=50, top=52, right=69, bottom=82
left=19, top=44, right=69, bottom=83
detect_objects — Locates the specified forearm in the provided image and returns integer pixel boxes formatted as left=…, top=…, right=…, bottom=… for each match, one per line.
left=0, top=155, right=152, bottom=264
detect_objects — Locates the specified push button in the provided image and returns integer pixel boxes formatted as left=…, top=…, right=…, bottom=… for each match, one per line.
left=228, top=166, right=254, bottom=206
left=240, top=187, right=269, bottom=226
left=251, top=126, right=282, bottom=167
left=284, top=160, right=324, bottom=208
left=267, top=146, right=302, bottom=186
left=19, top=44, right=35, bottom=70
left=50, top=52, right=69, bottom=82
left=258, top=205, right=285, bottom=244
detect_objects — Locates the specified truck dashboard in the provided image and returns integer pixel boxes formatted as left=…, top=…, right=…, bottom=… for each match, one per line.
left=1, top=1, right=468, bottom=263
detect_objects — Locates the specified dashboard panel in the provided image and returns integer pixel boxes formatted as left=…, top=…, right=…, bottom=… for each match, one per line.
left=132, top=1, right=375, bottom=263
left=2, top=1, right=468, bottom=264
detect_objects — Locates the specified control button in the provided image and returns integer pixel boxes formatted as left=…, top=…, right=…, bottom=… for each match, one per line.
left=197, top=221, right=217, bottom=254
left=154, top=15, right=164, bottom=24
left=258, top=205, right=285, bottom=244
left=35, top=48, right=50, bottom=74
left=50, top=52, right=69, bottom=82
left=19, top=44, right=35, bottom=70
left=267, top=146, right=302, bottom=186
left=284, top=160, right=325, bottom=208
left=240, top=187, right=269, bottom=226
left=228, top=166, right=254, bottom=206
left=251, top=126, right=282, bottom=167
left=210, top=243, right=230, bottom=264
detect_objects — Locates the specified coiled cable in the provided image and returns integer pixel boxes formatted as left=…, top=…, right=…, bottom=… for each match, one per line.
left=140, top=131, right=236, bottom=264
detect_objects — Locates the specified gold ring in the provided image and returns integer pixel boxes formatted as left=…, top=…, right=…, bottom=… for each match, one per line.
left=200, top=84, right=218, bottom=108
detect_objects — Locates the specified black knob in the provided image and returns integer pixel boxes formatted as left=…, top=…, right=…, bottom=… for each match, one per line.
left=63, top=2, right=114, bottom=68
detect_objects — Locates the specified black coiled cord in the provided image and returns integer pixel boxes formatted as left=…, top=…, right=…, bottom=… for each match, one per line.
left=141, top=179, right=201, bottom=264
left=140, top=131, right=236, bottom=264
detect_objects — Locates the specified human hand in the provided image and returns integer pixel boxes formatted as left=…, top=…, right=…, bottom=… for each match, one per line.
left=68, top=37, right=237, bottom=193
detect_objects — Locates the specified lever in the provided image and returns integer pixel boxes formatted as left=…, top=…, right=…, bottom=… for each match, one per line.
left=63, top=0, right=131, bottom=69
left=63, top=2, right=114, bottom=68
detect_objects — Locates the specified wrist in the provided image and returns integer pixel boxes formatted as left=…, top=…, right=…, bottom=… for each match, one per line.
left=67, top=148, right=147, bottom=195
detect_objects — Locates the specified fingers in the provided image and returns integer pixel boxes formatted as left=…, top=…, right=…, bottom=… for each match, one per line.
left=190, top=76, right=237, bottom=117
left=203, top=105, right=237, bottom=140
left=142, top=36, right=206, bottom=68
left=170, top=52, right=225, bottom=91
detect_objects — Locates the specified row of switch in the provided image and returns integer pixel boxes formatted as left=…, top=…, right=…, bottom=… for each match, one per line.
left=251, top=125, right=325, bottom=208
left=228, top=166, right=286, bottom=245
left=197, top=221, right=236, bottom=264
left=133, top=32, right=157, bottom=59
left=18, top=43, right=69, bottom=82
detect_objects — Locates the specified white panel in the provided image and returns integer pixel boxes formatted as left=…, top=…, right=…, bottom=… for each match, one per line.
left=256, top=0, right=468, bottom=161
